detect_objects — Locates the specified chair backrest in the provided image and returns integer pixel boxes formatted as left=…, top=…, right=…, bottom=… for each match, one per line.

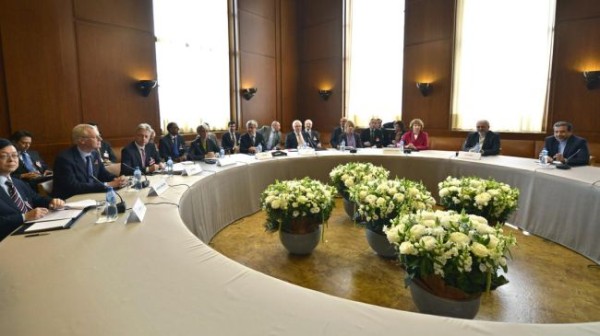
left=37, top=179, right=53, bottom=197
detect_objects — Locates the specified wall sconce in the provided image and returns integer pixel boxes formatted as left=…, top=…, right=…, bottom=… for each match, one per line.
left=318, top=89, right=332, bottom=101
left=583, top=71, right=600, bottom=90
left=137, top=80, right=158, bottom=97
left=416, top=82, right=432, bottom=97
left=241, top=87, right=258, bottom=100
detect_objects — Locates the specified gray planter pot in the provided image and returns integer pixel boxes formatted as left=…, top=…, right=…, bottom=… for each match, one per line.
left=279, top=225, right=322, bottom=255
left=409, top=279, right=481, bottom=319
left=365, top=227, right=397, bottom=258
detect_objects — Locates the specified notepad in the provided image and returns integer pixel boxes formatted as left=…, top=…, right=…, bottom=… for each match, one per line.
left=25, top=218, right=73, bottom=233
left=64, top=199, right=96, bottom=209
left=25, top=209, right=83, bottom=224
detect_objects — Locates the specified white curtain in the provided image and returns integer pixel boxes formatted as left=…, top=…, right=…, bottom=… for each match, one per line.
left=345, top=0, right=405, bottom=127
left=154, top=0, right=231, bottom=134
left=452, top=0, right=556, bottom=132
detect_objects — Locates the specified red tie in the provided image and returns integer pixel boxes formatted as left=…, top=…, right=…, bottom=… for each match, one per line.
left=140, top=148, right=146, bottom=168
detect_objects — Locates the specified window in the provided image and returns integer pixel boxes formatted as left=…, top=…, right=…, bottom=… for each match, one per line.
left=153, top=0, right=231, bottom=134
left=452, top=0, right=556, bottom=132
left=345, top=0, right=405, bottom=127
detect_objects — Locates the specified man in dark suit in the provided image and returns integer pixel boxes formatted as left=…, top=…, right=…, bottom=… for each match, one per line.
left=543, top=121, right=590, bottom=166
left=239, top=120, right=266, bottom=154
left=159, top=122, right=187, bottom=162
left=121, top=123, right=165, bottom=175
left=285, top=120, right=312, bottom=149
left=360, top=118, right=385, bottom=148
left=258, top=121, right=283, bottom=150
left=188, top=124, right=220, bottom=160
left=88, top=122, right=117, bottom=163
left=221, top=121, right=240, bottom=154
left=461, top=120, right=501, bottom=156
left=53, top=124, right=128, bottom=200
left=9, top=130, right=53, bottom=189
left=330, top=117, right=347, bottom=148
left=304, top=119, right=321, bottom=148
left=0, top=138, right=65, bottom=241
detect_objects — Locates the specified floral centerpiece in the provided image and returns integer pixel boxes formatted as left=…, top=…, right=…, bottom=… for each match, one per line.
left=329, top=162, right=390, bottom=199
left=385, top=210, right=517, bottom=297
left=261, top=177, right=336, bottom=234
left=348, top=178, right=436, bottom=233
left=438, top=176, right=520, bottom=224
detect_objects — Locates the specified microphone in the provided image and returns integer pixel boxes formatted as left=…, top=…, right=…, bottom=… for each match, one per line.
left=89, top=174, right=127, bottom=213
left=555, top=149, right=582, bottom=170
left=305, top=132, right=317, bottom=149
left=121, top=162, right=150, bottom=188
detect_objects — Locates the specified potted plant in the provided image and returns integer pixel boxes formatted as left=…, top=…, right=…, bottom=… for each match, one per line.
left=438, top=176, right=520, bottom=225
left=329, top=162, right=390, bottom=218
left=261, top=177, right=336, bottom=254
left=385, top=210, right=517, bottom=318
left=348, top=178, right=436, bottom=257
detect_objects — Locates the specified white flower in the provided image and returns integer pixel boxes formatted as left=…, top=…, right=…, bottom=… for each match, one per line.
left=420, top=236, right=437, bottom=251
left=409, top=224, right=427, bottom=239
left=471, top=242, right=490, bottom=257
left=449, top=232, right=470, bottom=245
left=399, top=241, right=417, bottom=255
left=271, top=199, right=281, bottom=209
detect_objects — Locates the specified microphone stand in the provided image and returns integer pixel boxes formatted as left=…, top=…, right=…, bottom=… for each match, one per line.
left=555, top=149, right=582, bottom=170
left=121, top=162, right=151, bottom=188
left=90, top=174, right=127, bottom=213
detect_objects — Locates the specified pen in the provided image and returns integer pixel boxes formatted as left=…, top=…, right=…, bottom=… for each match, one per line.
left=25, top=233, right=50, bottom=238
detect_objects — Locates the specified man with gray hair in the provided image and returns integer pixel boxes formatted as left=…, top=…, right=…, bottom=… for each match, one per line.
left=121, top=123, right=165, bottom=175
left=239, top=120, right=265, bottom=154
left=258, top=120, right=282, bottom=150
left=53, top=124, right=128, bottom=199
left=285, top=119, right=312, bottom=149
left=461, top=120, right=501, bottom=156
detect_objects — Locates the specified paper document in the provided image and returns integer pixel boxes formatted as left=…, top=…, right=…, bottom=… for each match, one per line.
left=25, top=209, right=83, bottom=224
left=65, top=199, right=96, bottom=209
left=25, top=219, right=73, bottom=232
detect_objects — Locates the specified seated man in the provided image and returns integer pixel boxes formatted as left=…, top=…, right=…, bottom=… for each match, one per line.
left=330, top=117, right=347, bottom=148
left=221, top=121, right=240, bottom=154
left=543, top=121, right=590, bottom=166
left=159, top=122, right=187, bottom=162
left=0, top=138, right=65, bottom=241
left=239, top=120, right=265, bottom=154
left=121, top=123, right=165, bottom=175
left=87, top=122, right=117, bottom=164
left=258, top=120, right=282, bottom=150
left=188, top=124, right=219, bottom=160
left=461, top=120, right=501, bottom=156
left=304, top=119, right=321, bottom=148
left=9, top=130, right=53, bottom=189
left=285, top=120, right=312, bottom=149
left=360, top=118, right=385, bottom=148
left=53, top=124, right=128, bottom=199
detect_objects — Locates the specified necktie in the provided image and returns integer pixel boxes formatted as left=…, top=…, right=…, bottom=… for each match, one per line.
left=252, top=136, right=256, bottom=146
left=22, top=152, right=35, bottom=172
left=6, top=180, right=32, bottom=213
left=85, top=155, right=93, bottom=182
left=297, top=133, right=305, bottom=146
left=140, top=148, right=146, bottom=168
left=231, top=133, right=236, bottom=145
left=172, top=137, right=179, bottom=157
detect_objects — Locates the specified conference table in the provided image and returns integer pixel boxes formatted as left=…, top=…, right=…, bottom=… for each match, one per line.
left=0, top=149, right=598, bottom=335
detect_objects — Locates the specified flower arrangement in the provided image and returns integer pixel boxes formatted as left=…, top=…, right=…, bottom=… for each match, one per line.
left=261, top=177, right=336, bottom=233
left=385, top=210, right=517, bottom=295
left=329, top=162, right=390, bottom=199
left=438, top=176, right=520, bottom=224
left=348, top=178, right=436, bottom=233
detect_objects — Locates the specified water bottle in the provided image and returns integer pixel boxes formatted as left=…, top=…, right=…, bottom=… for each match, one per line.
left=339, top=140, right=346, bottom=151
left=105, top=187, right=119, bottom=221
left=539, top=148, right=548, bottom=165
left=398, top=139, right=404, bottom=151
left=166, top=157, right=174, bottom=176
left=133, top=166, right=142, bottom=190
left=256, top=143, right=262, bottom=153
left=219, top=148, right=225, bottom=158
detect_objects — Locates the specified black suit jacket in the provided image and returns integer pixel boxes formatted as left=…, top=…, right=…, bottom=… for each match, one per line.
left=337, top=133, right=363, bottom=148
left=221, top=132, right=240, bottom=153
left=52, top=147, right=116, bottom=199
left=330, top=127, right=343, bottom=148
left=12, top=150, right=48, bottom=177
left=285, top=131, right=312, bottom=149
left=120, top=142, right=162, bottom=175
left=188, top=137, right=220, bottom=160
left=462, top=131, right=501, bottom=156
left=159, top=134, right=186, bottom=160
left=306, top=130, right=321, bottom=147
left=0, top=177, right=51, bottom=241
left=360, top=128, right=385, bottom=147
left=239, top=133, right=266, bottom=153
left=99, top=141, right=117, bottom=162
left=544, top=135, right=590, bottom=166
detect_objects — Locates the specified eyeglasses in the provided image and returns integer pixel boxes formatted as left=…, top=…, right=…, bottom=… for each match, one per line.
left=81, top=135, right=102, bottom=141
left=0, top=153, right=19, bottom=161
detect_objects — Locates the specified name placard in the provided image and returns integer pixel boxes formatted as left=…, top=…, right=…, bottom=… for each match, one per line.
left=457, top=151, right=482, bottom=160
left=382, top=148, right=403, bottom=155
left=148, top=178, right=169, bottom=196
left=126, top=198, right=146, bottom=223
left=298, top=148, right=316, bottom=156
left=255, top=152, right=272, bottom=160
left=182, top=164, right=202, bottom=176
left=217, top=157, right=236, bottom=167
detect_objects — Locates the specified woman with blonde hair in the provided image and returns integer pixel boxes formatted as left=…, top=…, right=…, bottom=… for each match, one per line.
left=400, top=118, right=429, bottom=150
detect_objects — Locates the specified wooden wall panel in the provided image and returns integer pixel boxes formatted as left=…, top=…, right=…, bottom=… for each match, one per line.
left=556, top=0, right=600, bottom=22
left=299, top=59, right=341, bottom=133
left=74, top=0, right=153, bottom=32
left=405, top=0, right=455, bottom=46
left=0, top=27, right=9, bottom=138
left=239, top=0, right=276, bottom=22
left=75, top=21, right=159, bottom=140
left=239, top=10, right=276, bottom=57
left=239, top=51, right=277, bottom=126
left=0, top=0, right=81, bottom=144
left=280, top=0, right=299, bottom=132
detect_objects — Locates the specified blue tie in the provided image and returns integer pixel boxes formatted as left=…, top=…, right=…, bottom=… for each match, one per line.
left=22, top=152, right=35, bottom=172
left=173, top=137, right=179, bottom=157
left=86, top=156, right=94, bottom=182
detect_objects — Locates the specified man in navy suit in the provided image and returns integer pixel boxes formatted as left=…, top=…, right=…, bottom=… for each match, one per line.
left=159, top=122, right=187, bottom=162
left=285, top=120, right=312, bottom=149
left=239, top=120, right=265, bottom=154
left=53, top=124, right=128, bottom=199
left=221, top=121, right=240, bottom=154
left=330, top=117, right=347, bottom=149
left=461, top=120, right=501, bottom=156
left=0, top=138, right=65, bottom=241
left=9, top=130, right=53, bottom=189
left=121, top=123, right=165, bottom=175
left=360, top=118, right=385, bottom=148
left=543, top=121, right=590, bottom=166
